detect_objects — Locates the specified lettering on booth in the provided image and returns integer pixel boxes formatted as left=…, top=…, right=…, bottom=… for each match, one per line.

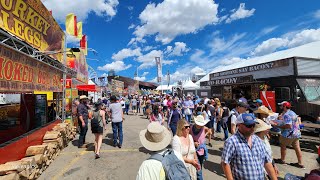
left=0, top=46, right=62, bottom=92
left=0, top=0, right=64, bottom=61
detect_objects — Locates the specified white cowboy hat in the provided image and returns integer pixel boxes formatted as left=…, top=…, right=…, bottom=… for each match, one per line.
left=139, top=122, right=172, bottom=151
left=79, top=95, right=88, bottom=100
left=254, top=106, right=275, bottom=116
left=254, top=119, right=272, bottom=133
left=194, top=115, right=210, bottom=126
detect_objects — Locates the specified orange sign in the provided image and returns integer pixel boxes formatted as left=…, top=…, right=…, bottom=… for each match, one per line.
left=0, top=45, right=62, bottom=92
left=0, top=0, right=64, bottom=61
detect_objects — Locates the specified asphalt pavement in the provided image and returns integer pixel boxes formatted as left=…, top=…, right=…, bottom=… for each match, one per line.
left=39, top=112, right=320, bottom=180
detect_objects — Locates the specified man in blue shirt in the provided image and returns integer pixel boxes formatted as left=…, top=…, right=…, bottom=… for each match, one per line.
left=273, top=101, right=304, bottom=168
left=221, top=113, right=277, bottom=180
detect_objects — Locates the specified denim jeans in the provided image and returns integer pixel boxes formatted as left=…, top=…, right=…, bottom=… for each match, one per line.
left=112, top=122, right=123, bottom=145
left=216, top=120, right=222, bottom=132
left=78, top=121, right=88, bottom=147
left=197, top=155, right=205, bottom=180
left=223, top=126, right=229, bottom=140
left=185, top=115, right=192, bottom=123
left=169, top=123, right=177, bottom=136
left=125, top=104, right=129, bottom=114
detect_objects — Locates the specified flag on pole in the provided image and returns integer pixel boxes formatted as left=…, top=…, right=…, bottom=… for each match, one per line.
left=80, top=35, right=88, bottom=55
left=77, top=22, right=83, bottom=39
left=155, top=57, right=162, bottom=83
left=66, top=13, right=77, bottom=36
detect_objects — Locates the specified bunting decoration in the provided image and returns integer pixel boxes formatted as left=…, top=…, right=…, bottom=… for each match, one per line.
left=65, top=13, right=77, bottom=36
left=80, top=35, right=88, bottom=55
left=77, top=22, right=83, bottom=39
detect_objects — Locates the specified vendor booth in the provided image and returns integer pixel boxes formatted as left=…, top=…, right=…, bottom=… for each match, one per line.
left=199, top=41, right=320, bottom=121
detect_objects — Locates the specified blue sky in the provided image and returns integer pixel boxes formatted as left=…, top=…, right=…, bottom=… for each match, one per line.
left=43, top=0, right=320, bottom=83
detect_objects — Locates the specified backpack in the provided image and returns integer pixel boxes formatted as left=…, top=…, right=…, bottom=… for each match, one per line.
left=149, top=149, right=191, bottom=180
left=222, top=107, right=229, bottom=119
left=227, top=109, right=237, bottom=133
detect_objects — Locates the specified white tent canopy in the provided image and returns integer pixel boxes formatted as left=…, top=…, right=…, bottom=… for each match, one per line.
left=197, top=41, right=320, bottom=84
left=183, top=79, right=200, bottom=89
left=156, top=85, right=174, bottom=91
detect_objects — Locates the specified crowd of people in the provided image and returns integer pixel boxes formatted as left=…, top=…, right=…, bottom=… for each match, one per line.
left=72, top=93, right=319, bottom=179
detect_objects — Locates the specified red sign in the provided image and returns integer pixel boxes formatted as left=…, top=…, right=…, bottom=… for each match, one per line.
left=61, top=79, right=72, bottom=88
left=260, top=91, right=276, bottom=112
left=0, top=45, right=62, bottom=92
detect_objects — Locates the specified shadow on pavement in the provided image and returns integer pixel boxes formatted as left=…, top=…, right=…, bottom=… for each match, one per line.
left=203, top=160, right=225, bottom=178
left=71, top=139, right=79, bottom=147
left=207, top=149, right=222, bottom=156
left=86, top=143, right=95, bottom=151
left=103, top=133, right=116, bottom=147
left=138, top=147, right=152, bottom=155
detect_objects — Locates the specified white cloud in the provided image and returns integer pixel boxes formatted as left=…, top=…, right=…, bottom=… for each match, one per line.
left=42, top=0, right=119, bottom=22
left=98, top=61, right=132, bottom=72
left=226, top=3, right=255, bottom=23
left=143, top=46, right=155, bottom=52
left=133, top=0, right=219, bottom=44
left=260, top=26, right=278, bottom=36
left=128, top=24, right=135, bottom=30
left=220, top=57, right=246, bottom=65
left=136, top=50, right=177, bottom=69
left=128, top=6, right=134, bottom=11
left=314, top=10, right=320, bottom=19
left=209, top=33, right=246, bottom=56
left=190, top=66, right=205, bottom=74
left=252, top=28, right=320, bottom=56
left=141, top=72, right=149, bottom=76
left=287, top=29, right=320, bottom=47
left=166, top=42, right=190, bottom=56
left=135, top=76, right=146, bottom=81
left=65, top=31, right=80, bottom=45
left=112, top=48, right=142, bottom=61
left=251, top=38, right=289, bottom=56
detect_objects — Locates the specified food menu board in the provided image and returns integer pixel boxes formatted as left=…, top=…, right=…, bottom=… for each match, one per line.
left=223, top=86, right=232, bottom=100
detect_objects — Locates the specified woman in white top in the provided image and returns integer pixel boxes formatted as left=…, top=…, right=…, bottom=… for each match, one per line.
left=172, top=119, right=200, bottom=180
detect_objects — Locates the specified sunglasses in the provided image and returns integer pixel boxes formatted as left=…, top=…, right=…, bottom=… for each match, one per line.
left=244, top=124, right=256, bottom=128
left=184, top=126, right=190, bottom=129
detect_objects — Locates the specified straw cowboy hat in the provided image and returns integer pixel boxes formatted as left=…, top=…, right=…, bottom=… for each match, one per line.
left=139, top=122, right=172, bottom=151
left=194, top=115, right=210, bottom=126
left=79, top=95, right=88, bottom=100
left=254, top=106, right=275, bottom=116
left=254, top=119, right=272, bottom=133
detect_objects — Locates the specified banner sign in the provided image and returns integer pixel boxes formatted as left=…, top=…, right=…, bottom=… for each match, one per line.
left=201, top=75, right=253, bottom=86
left=0, top=0, right=65, bottom=61
left=0, top=45, right=62, bottom=92
left=111, top=79, right=124, bottom=94
left=210, top=59, right=290, bottom=79
left=155, top=57, right=162, bottom=83
left=67, top=49, right=88, bottom=84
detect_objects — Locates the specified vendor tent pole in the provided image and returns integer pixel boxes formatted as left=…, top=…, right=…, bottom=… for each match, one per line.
left=62, top=34, right=67, bottom=122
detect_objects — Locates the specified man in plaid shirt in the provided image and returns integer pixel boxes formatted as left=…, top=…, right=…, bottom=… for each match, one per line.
left=221, top=113, right=277, bottom=180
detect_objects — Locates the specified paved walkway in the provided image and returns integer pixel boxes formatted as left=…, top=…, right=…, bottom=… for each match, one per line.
left=39, top=112, right=319, bottom=180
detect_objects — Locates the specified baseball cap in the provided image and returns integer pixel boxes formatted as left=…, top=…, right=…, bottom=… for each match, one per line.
left=278, top=101, right=291, bottom=108
left=253, top=99, right=263, bottom=104
left=237, top=101, right=249, bottom=108
left=236, top=113, right=259, bottom=125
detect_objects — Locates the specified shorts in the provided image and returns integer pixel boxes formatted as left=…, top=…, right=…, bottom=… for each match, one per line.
left=206, top=120, right=214, bottom=128
left=91, top=124, right=103, bottom=134
left=279, top=136, right=299, bottom=147
left=132, top=106, right=137, bottom=110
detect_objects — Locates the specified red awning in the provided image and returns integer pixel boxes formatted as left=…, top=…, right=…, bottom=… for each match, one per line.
left=76, top=85, right=97, bottom=92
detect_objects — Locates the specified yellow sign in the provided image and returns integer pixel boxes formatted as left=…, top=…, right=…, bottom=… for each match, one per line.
left=34, top=91, right=53, bottom=100
left=0, top=0, right=65, bottom=61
